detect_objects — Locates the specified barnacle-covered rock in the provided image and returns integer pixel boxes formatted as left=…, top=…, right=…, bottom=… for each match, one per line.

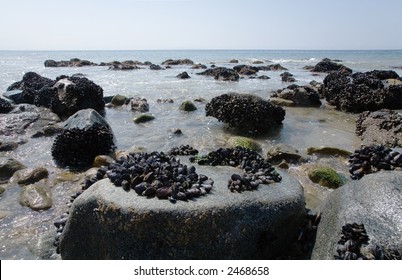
left=205, top=93, right=285, bottom=133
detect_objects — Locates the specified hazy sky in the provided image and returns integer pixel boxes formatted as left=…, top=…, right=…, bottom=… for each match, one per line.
left=1, top=0, right=401, bottom=50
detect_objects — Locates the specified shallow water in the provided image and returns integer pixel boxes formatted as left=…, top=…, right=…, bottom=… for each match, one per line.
left=0, top=50, right=401, bottom=259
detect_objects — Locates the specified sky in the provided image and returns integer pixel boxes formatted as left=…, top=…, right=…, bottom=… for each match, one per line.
left=0, top=0, right=401, bottom=50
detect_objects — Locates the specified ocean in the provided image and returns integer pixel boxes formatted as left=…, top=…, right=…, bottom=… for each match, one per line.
left=0, top=49, right=401, bottom=259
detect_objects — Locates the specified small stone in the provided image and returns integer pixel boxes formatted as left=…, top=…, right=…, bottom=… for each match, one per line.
left=19, top=184, right=52, bottom=211
left=111, top=94, right=127, bottom=106
left=93, top=155, right=115, bottom=167
left=11, top=167, right=49, bottom=186
left=0, top=158, right=27, bottom=181
left=179, top=100, right=197, bottom=112
left=133, top=114, right=155, bottom=124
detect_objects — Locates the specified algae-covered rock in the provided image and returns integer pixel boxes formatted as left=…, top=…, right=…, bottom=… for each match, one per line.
left=133, top=114, right=155, bottom=124
left=227, top=136, right=261, bottom=151
left=179, top=100, right=197, bottom=111
left=306, top=146, right=351, bottom=157
left=111, top=94, right=127, bottom=106
left=308, top=166, right=344, bottom=189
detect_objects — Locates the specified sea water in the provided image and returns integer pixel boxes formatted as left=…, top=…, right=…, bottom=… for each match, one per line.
left=0, top=50, right=401, bottom=259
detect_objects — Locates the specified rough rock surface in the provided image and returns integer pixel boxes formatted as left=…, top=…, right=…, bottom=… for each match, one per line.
left=271, top=84, right=321, bottom=107
left=356, top=109, right=402, bottom=147
left=0, top=157, right=26, bottom=181
left=197, top=67, right=240, bottom=81
left=206, top=93, right=285, bottom=134
left=130, top=98, right=149, bottom=112
left=51, top=109, right=116, bottom=167
left=0, top=97, right=13, bottom=113
left=10, top=167, right=49, bottom=186
left=311, top=58, right=352, bottom=73
left=176, top=72, right=191, bottom=79
left=59, top=168, right=305, bottom=259
left=311, top=171, right=402, bottom=259
left=321, top=70, right=402, bottom=112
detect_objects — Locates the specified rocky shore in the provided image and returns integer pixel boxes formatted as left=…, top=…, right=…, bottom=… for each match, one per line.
left=1, top=56, right=401, bottom=260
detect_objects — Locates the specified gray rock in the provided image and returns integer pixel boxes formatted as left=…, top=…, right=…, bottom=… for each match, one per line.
left=19, top=183, right=52, bottom=211
left=60, top=169, right=305, bottom=259
left=311, top=171, right=402, bottom=259
left=10, top=167, right=49, bottom=186
left=0, top=157, right=26, bottom=181
left=110, top=94, right=127, bottom=106
left=130, top=98, right=149, bottom=112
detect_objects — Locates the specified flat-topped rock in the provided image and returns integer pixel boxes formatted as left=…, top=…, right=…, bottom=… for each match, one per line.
left=60, top=167, right=305, bottom=259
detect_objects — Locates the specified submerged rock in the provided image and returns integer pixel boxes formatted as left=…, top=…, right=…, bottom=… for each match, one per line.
left=267, top=144, right=306, bottom=164
left=179, top=100, right=197, bottom=111
left=51, top=109, right=116, bottom=168
left=306, top=146, right=352, bottom=157
left=176, top=72, right=191, bottom=79
left=59, top=168, right=305, bottom=259
left=0, top=157, right=26, bottom=181
left=133, top=113, right=155, bottom=124
left=19, top=183, right=52, bottom=211
left=321, top=70, right=402, bottom=112
left=130, top=98, right=149, bottom=112
left=356, top=109, right=402, bottom=148
left=110, top=94, right=127, bottom=106
left=312, top=171, right=402, bottom=259
left=205, top=93, right=285, bottom=134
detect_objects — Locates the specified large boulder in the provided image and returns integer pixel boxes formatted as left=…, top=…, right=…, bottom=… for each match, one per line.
left=356, top=109, right=402, bottom=148
left=321, top=70, right=402, bottom=112
left=59, top=166, right=305, bottom=259
left=311, top=58, right=352, bottom=73
left=35, top=75, right=105, bottom=118
left=197, top=67, right=240, bottom=81
left=271, top=84, right=322, bottom=107
left=51, top=109, right=116, bottom=168
left=205, top=93, right=285, bottom=134
left=7, top=72, right=54, bottom=104
left=312, top=171, right=402, bottom=260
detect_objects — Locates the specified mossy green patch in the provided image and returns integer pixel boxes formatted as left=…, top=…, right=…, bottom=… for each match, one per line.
left=308, top=166, right=345, bottom=189
left=227, top=136, right=261, bottom=152
left=179, top=100, right=197, bottom=111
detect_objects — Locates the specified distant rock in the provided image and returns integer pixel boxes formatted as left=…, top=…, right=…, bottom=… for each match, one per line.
left=191, top=63, right=207, bottom=69
left=108, top=61, right=141, bottom=70
left=356, top=109, right=402, bottom=148
left=229, top=59, right=239, bottom=63
left=161, top=59, right=194, bottom=65
left=176, top=71, right=191, bottom=79
left=233, top=65, right=259, bottom=76
left=44, top=58, right=98, bottom=67
left=280, top=72, right=296, bottom=82
left=51, top=109, right=116, bottom=168
left=312, top=171, right=402, bottom=260
left=133, top=113, right=155, bottom=124
left=252, top=60, right=264, bottom=64
left=311, top=58, right=352, bottom=73
left=149, top=64, right=163, bottom=70
left=257, top=64, right=288, bottom=71
left=271, top=84, right=321, bottom=107
left=197, top=67, right=240, bottom=81
left=205, top=93, right=285, bottom=134
left=321, top=70, right=402, bottom=112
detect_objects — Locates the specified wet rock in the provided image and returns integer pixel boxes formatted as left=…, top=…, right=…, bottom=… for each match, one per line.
left=320, top=70, right=402, bottom=112
left=149, top=64, right=163, bottom=70
left=257, top=64, right=288, bottom=71
left=356, top=109, right=402, bottom=148
left=257, top=75, right=270, bottom=80
left=0, top=97, right=13, bottom=113
left=31, top=124, right=63, bottom=138
left=130, top=98, right=149, bottom=112
left=348, top=144, right=401, bottom=180
left=306, top=146, right=352, bottom=157
left=197, top=67, right=239, bottom=81
left=176, top=72, right=191, bottom=79
left=267, top=144, right=306, bottom=164
left=0, top=141, right=19, bottom=151
left=51, top=109, right=116, bottom=168
left=93, top=155, right=115, bottom=168
left=205, top=93, right=285, bottom=134
left=233, top=65, right=259, bottom=76
left=227, top=136, right=261, bottom=152
left=191, top=63, right=207, bottom=69
left=108, top=61, right=141, bottom=70
left=7, top=72, right=54, bottom=104
left=0, top=157, right=26, bottom=181
left=0, top=210, right=10, bottom=219
left=229, top=59, right=239, bottom=63
left=311, top=58, right=352, bottom=73
left=157, top=98, right=174, bottom=103
left=179, top=100, right=197, bottom=111
left=271, top=84, right=321, bottom=107
left=167, top=145, right=198, bottom=156
left=252, top=60, right=264, bottom=64
left=35, top=75, right=105, bottom=118
left=110, top=94, right=127, bottom=106
left=19, top=183, right=52, bottom=211
left=269, top=97, right=295, bottom=107
left=307, top=166, right=344, bottom=189
left=0, top=186, right=4, bottom=196
left=133, top=113, right=155, bottom=124
left=312, top=171, right=402, bottom=259
left=59, top=168, right=305, bottom=259
left=161, top=59, right=194, bottom=65
left=280, top=72, right=296, bottom=82
left=44, top=58, right=98, bottom=67
left=10, top=166, right=49, bottom=186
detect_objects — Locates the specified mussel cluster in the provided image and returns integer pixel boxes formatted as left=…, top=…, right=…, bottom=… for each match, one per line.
left=335, top=223, right=369, bottom=260
left=348, top=144, right=402, bottom=179
left=193, top=146, right=281, bottom=192
left=84, top=151, right=213, bottom=203
left=167, top=144, right=199, bottom=156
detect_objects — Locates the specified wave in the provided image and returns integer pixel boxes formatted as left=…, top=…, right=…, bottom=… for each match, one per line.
left=271, top=58, right=318, bottom=63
